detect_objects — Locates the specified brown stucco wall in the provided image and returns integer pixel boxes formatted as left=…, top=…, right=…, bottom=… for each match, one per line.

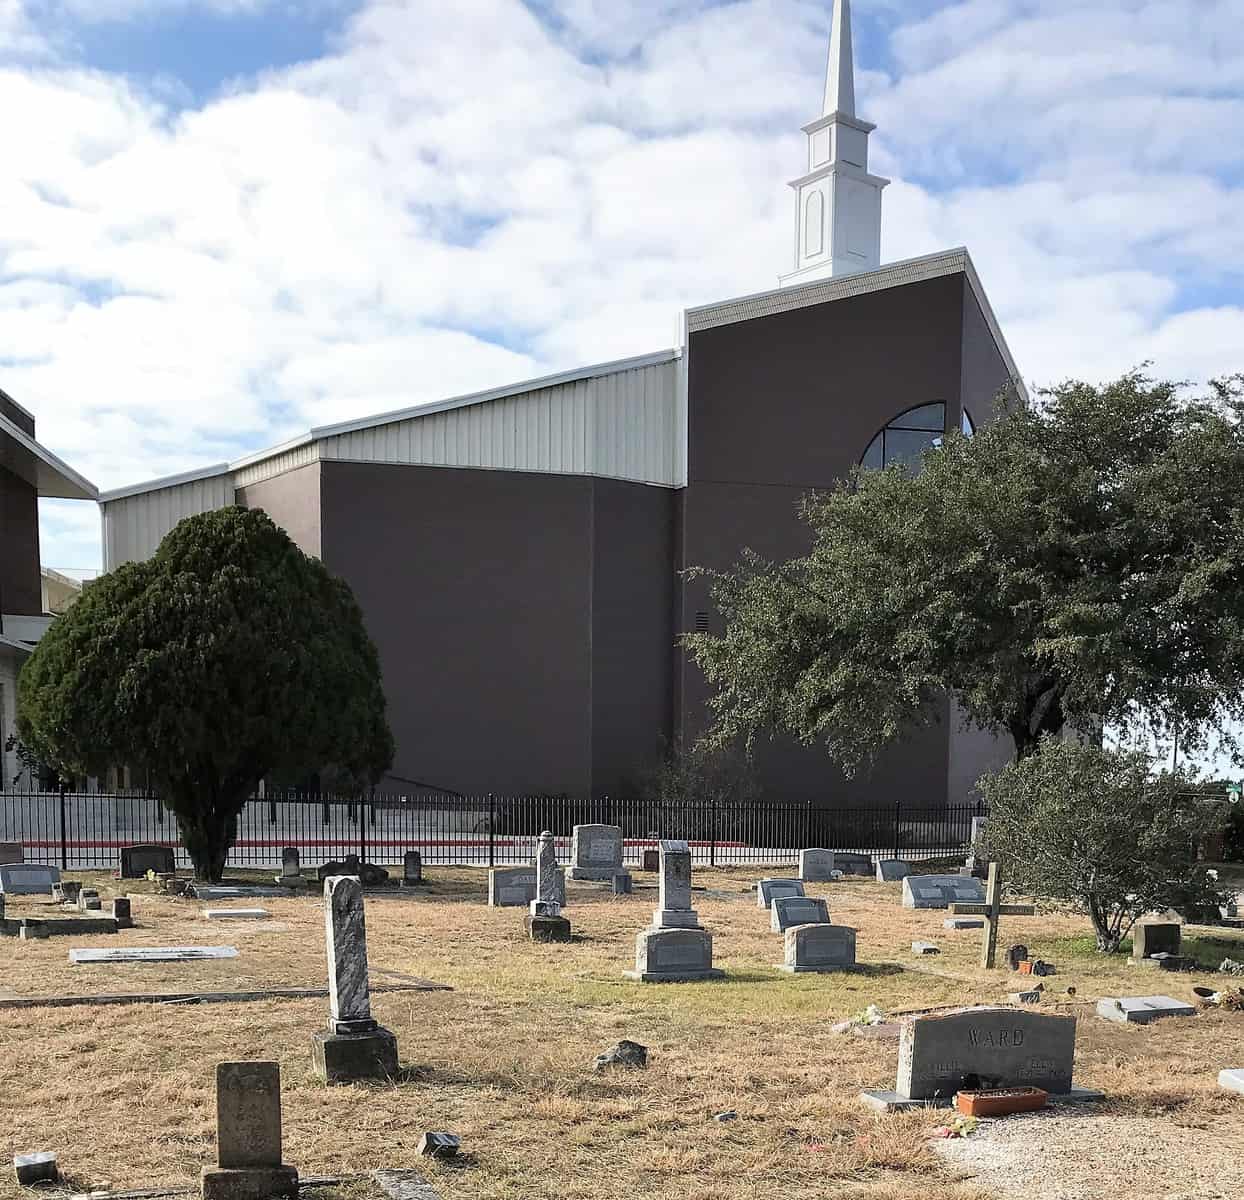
left=0, top=464, right=43, bottom=616
left=236, top=464, right=322, bottom=559
left=678, top=271, right=1012, bottom=807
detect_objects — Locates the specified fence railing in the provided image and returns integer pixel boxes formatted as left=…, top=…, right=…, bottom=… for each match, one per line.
left=0, top=790, right=985, bottom=872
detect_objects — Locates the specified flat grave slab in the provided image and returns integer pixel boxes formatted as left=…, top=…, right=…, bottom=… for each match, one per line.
left=944, top=917, right=985, bottom=930
left=5, top=916, right=119, bottom=939
left=1220, top=1069, right=1244, bottom=1096
left=902, top=874, right=986, bottom=910
left=190, top=885, right=289, bottom=900
left=69, top=946, right=240, bottom=965
left=1096, top=994, right=1196, bottom=1024
left=204, top=909, right=271, bottom=921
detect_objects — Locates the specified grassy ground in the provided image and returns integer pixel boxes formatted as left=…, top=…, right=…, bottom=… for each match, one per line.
left=1, top=867, right=1242, bottom=1200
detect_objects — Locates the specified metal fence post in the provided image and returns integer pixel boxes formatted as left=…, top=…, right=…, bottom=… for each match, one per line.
left=892, top=795, right=902, bottom=860
left=710, top=797, right=718, bottom=868
left=361, top=788, right=371, bottom=862
left=58, top=785, right=68, bottom=870
left=488, top=793, right=495, bottom=868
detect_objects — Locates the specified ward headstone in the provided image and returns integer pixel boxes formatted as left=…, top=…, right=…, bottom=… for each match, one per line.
left=311, top=875, right=400, bottom=1083
left=860, top=1005, right=1101, bottom=1111
left=876, top=859, right=911, bottom=883
left=119, top=844, right=176, bottom=879
left=770, top=895, right=830, bottom=932
left=777, top=923, right=856, bottom=973
left=756, top=878, right=805, bottom=910
left=798, top=849, right=835, bottom=882
left=488, top=866, right=536, bottom=908
left=568, top=824, right=625, bottom=882
left=0, top=864, right=60, bottom=895
left=200, top=1061, right=298, bottom=1200
left=626, top=840, right=723, bottom=982
left=526, top=831, right=571, bottom=942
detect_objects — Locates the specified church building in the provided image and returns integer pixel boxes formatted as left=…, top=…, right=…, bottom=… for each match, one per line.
left=97, top=1, right=1021, bottom=806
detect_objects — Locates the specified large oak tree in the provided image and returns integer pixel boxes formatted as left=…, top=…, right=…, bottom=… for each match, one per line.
left=17, top=508, right=394, bottom=880
left=685, top=370, right=1244, bottom=772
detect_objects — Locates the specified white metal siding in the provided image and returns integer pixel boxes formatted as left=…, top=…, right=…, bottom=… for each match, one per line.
left=102, top=474, right=236, bottom=570
left=233, top=442, right=320, bottom=488
left=317, top=359, right=679, bottom=486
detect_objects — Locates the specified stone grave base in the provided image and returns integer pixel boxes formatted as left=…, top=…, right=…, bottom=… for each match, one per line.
left=311, top=1026, right=400, bottom=1084
left=774, top=962, right=855, bottom=974
left=625, top=926, right=723, bottom=982
left=859, top=1084, right=1105, bottom=1113
left=1096, top=995, right=1196, bottom=1023
left=3, top=916, right=118, bottom=939
left=624, top=967, right=725, bottom=983
left=568, top=867, right=620, bottom=881
left=525, top=914, right=572, bottom=943
left=201, top=1165, right=299, bottom=1200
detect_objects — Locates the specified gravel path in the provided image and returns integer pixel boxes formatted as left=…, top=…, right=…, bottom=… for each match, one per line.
left=934, top=1109, right=1244, bottom=1200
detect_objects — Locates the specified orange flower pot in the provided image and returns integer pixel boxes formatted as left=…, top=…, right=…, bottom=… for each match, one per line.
left=955, top=1087, right=1048, bottom=1118
left=1017, top=960, right=1035, bottom=975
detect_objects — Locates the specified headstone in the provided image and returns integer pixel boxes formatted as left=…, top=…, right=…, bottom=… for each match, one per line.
left=205, top=909, right=271, bottom=921
left=641, top=849, right=659, bottom=872
left=628, top=841, right=722, bottom=982
left=312, top=876, right=400, bottom=1083
left=756, top=878, right=806, bottom=910
left=402, top=851, right=423, bottom=887
left=0, top=843, right=23, bottom=865
left=111, top=897, right=133, bottom=928
left=525, top=831, right=572, bottom=942
left=860, top=1006, right=1101, bottom=1111
left=1007, top=944, right=1029, bottom=971
left=901, top=874, right=986, bottom=910
left=912, top=941, right=940, bottom=955
left=777, top=923, right=856, bottom=973
left=568, top=824, right=624, bottom=881
left=487, top=867, right=536, bottom=908
left=0, top=864, right=61, bottom=895
left=653, top=839, right=699, bottom=928
left=78, top=888, right=102, bottom=912
left=119, top=844, right=176, bottom=878
left=70, top=946, right=238, bottom=964
left=1132, top=922, right=1181, bottom=961
left=876, top=859, right=911, bottom=883
left=1096, top=995, right=1196, bottom=1024
left=770, top=895, right=830, bottom=932
left=201, top=1061, right=298, bottom=1200
left=316, top=855, right=390, bottom=887
left=13, top=1152, right=58, bottom=1186
left=1220, top=1068, right=1244, bottom=1096
left=944, top=917, right=985, bottom=930
left=965, top=815, right=988, bottom=871
left=415, top=1133, right=460, bottom=1159
left=612, top=872, right=633, bottom=896
left=798, top=849, right=835, bottom=881
left=834, top=852, right=874, bottom=877
left=275, top=848, right=305, bottom=888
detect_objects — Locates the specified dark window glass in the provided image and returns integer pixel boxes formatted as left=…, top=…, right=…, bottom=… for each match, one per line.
left=883, top=427, right=941, bottom=471
left=962, top=409, right=975, bottom=436
left=891, top=403, right=944, bottom=432
left=859, top=402, right=947, bottom=472
left=861, top=433, right=884, bottom=470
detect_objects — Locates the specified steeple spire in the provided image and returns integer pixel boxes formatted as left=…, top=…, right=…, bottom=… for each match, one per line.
left=824, top=0, right=855, bottom=117
left=780, top=0, right=889, bottom=286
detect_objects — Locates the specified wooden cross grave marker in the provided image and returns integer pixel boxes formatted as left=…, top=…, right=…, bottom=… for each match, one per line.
left=949, top=862, right=1036, bottom=969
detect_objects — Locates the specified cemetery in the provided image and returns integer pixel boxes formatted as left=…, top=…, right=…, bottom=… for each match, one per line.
left=0, top=842, right=1242, bottom=1200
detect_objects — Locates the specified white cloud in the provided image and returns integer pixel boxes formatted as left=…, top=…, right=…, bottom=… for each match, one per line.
left=0, top=0, right=1241, bottom=574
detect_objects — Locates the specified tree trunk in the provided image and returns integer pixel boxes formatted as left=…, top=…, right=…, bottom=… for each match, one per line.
left=1008, top=682, right=1067, bottom=762
left=165, top=780, right=245, bottom=882
left=1088, top=896, right=1122, bottom=953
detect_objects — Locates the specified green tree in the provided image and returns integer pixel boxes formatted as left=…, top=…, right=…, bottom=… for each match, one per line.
left=685, top=370, right=1244, bottom=771
left=977, top=739, right=1226, bottom=952
left=17, top=508, right=394, bottom=880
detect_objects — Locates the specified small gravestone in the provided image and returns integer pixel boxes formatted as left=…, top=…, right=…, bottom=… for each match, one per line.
left=945, top=917, right=985, bottom=930
left=876, top=859, right=911, bottom=883
left=275, top=848, right=305, bottom=889
left=0, top=843, right=24, bottom=866
left=1220, top=1069, right=1244, bottom=1096
left=312, top=876, right=400, bottom=1083
left=316, top=855, right=390, bottom=887
left=901, top=874, right=986, bottom=910
left=402, top=851, right=423, bottom=887
left=642, top=849, right=659, bottom=872
left=965, top=815, right=988, bottom=872
left=612, top=872, right=633, bottom=896
left=201, top=1061, right=298, bottom=1200
left=756, top=878, right=805, bottom=910
left=626, top=841, right=722, bottom=981
left=488, top=867, right=536, bottom=908
left=798, top=849, right=835, bottom=882
left=770, top=895, right=830, bottom=932
left=1096, top=995, right=1196, bottom=1024
left=119, top=844, right=175, bottom=879
left=1007, top=944, right=1029, bottom=971
left=205, top=909, right=271, bottom=921
left=1132, top=922, right=1181, bottom=961
left=13, top=1152, right=58, bottom=1186
left=112, top=897, right=133, bottom=928
left=526, top=832, right=571, bottom=942
left=415, top=1133, right=460, bottom=1159
left=912, top=941, right=940, bottom=955
left=834, top=852, right=873, bottom=877
left=70, top=946, right=238, bottom=964
left=568, top=824, right=625, bottom=881
left=860, top=1006, right=1101, bottom=1111
left=78, top=888, right=102, bottom=912
left=777, top=923, right=856, bottom=973
left=0, top=864, right=60, bottom=895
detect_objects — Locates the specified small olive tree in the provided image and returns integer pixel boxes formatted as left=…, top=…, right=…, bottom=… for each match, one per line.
left=977, top=739, right=1227, bottom=952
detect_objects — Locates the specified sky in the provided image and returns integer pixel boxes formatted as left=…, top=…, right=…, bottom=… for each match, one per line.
left=2, top=0, right=1243, bottom=573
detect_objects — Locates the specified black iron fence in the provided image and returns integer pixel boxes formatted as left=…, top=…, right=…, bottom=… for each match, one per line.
left=0, top=790, right=985, bottom=872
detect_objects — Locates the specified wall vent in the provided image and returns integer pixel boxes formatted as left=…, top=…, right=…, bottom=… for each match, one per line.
left=693, top=611, right=711, bottom=632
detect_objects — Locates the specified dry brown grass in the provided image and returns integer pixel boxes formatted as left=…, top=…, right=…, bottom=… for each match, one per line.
left=0, top=868, right=1241, bottom=1200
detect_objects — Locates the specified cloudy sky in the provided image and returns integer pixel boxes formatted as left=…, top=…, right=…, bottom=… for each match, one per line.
left=3, top=0, right=1242, bottom=571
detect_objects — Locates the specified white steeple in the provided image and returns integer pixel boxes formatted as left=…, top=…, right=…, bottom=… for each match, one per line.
left=781, top=0, right=889, bottom=287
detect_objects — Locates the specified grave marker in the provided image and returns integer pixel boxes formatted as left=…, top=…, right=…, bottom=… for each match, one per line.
left=876, top=859, right=911, bottom=883
left=1132, top=921, right=1181, bottom=961
left=205, top=909, right=271, bottom=921
left=111, top=897, right=133, bottom=928
left=654, top=840, right=699, bottom=928
left=568, top=824, right=625, bottom=881
left=641, top=849, right=659, bottom=872
left=626, top=841, right=723, bottom=982
left=860, top=1005, right=1102, bottom=1111
left=70, top=946, right=238, bottom=964
left=0, top=843, right=24, bottom=865
left=119, top=844, right=176, bottom=879
left=834, top=852, right=874, bottom=877
left=756, top=878, right=805, bottom=910
left=402, top=851, right=423, bottom=887
left=274, top=848, right=305, bottom=889
left=770, top=896, right=830, bottom=932
left=526, top=831, right=572, bottom=942
left=487, top=867, right=536, bottom=908
left=311, top=875, right=400, bottom=1083
left=1096, top=995, right=1196, bottom=1024
left=798, top=849, right=835, bottom=882
left=901, top=874, right=986, bottom=910
left=1220, top=1069, right=1244, bottom=1096
left=777, top=923, right=856, bottom=973
left=201, top=1061, right=298, bottom=1200
left=0, top=864, right=60, bottom=895
left=948, top=863, right=1037, bottom=968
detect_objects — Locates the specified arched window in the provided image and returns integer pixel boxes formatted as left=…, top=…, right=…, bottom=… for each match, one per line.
left=860, top=402, right=947, bottom=472
left=961, top=408, right=975, bottom=436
